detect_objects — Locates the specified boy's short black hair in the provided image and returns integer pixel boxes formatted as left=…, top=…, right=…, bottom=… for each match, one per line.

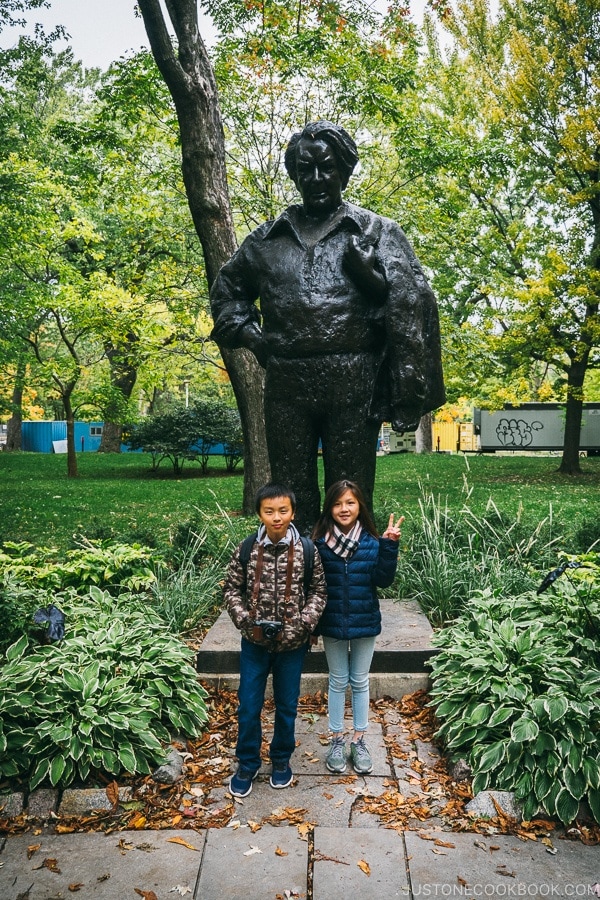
left=255, top=483, right=297, bottom=514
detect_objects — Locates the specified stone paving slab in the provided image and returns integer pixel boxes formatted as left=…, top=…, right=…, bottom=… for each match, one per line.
left=404, top=831, right=600, bottom=897
left=312, top=825, right=409, bottom=898
left=0, top=828, right=206, bottom=900
left=218, top=772, right=390, bottom=829
left=195, top=823, right=308, bottom=899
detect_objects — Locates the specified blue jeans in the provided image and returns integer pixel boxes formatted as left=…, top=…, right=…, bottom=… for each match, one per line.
left=323, top=635, right=376, bottom=733
left=236, top=637, right=308, bottom=772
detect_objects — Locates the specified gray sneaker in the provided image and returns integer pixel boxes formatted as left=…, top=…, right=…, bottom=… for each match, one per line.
left=326, top=736, right=347, bottom=773
left=350, top=736, right=373, bottom=774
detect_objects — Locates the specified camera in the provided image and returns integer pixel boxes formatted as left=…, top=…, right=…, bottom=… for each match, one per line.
left=253, top=620, right=283, bottom=641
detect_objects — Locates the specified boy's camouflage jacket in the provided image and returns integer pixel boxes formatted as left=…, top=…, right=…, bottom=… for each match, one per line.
left=223, top=536, right=327, bottom=651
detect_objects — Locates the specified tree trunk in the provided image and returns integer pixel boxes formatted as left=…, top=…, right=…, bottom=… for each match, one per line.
left=63, top=390, right=78, bottom=478
left=137, top=0, right=270, bottom=512
left=5, top=356, right=26, bottom=452
left=415, top=412, right=433, bottom=453
left=99, top=336, right=139, bottom=453
left=558, top=359, right=588, bottom=475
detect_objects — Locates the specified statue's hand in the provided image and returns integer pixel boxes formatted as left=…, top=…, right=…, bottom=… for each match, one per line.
left=243, top=326, right=269, bottom=368
left=344, top=236, right=387, bottom=301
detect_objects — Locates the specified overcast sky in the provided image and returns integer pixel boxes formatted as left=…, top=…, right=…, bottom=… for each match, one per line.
left=11, top=0, right=427, bottom=71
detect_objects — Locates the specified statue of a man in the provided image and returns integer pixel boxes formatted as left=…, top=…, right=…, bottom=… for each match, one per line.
left=210, top=121, right=445, bottom=531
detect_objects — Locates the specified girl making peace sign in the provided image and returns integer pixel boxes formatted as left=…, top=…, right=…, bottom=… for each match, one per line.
left=312, top=480, right=404, bottom=775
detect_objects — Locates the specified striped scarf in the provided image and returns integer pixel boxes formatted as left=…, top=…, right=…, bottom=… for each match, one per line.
left=325, top=521, right=362, bottom=559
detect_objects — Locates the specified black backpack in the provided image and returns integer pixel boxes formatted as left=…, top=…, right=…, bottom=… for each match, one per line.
left=239, top=532, right=315, bottom=598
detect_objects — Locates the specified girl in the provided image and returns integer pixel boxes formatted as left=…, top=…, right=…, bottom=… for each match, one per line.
left=313, top=480, right=403, bottom=774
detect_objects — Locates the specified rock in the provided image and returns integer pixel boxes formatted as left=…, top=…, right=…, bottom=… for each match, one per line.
left=466, top=790, right=523, bottom=822
left=58, top=786, right=132, bottom=817
left=27, top=788, right=59, bottom=818
left=152, top=748, right=184, bottom=784
left=450, top=759, right=472, bottom=782
left=0, top=792, right=25, bottom=818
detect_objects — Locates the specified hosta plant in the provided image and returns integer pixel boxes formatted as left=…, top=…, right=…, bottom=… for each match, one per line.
left=429, top=555, right=600, bottom=824
left=0, top=539, right=160, bottom=594
left=0, top=587, right=208, bottom=789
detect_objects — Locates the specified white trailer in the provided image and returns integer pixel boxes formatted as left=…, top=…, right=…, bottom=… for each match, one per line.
left=473, top=404, right=600, bottom=453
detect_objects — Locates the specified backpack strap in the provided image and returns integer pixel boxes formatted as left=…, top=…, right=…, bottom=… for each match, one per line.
left=239, top=532, right=258, bottom=596
left=299, top=535, right=315, bottom=599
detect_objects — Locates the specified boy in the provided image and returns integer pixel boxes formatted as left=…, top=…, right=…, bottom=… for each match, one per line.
left=224, top=483, right=327, bottom=797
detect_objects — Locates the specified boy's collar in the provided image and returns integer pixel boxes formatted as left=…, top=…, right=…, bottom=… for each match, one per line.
left=258, top=522, right=300, bottom=547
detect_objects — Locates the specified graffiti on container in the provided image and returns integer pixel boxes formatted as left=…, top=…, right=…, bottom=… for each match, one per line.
left=496, top=418, right=544, bottom=447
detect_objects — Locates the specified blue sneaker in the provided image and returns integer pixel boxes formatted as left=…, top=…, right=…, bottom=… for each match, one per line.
left=229, top=765, right=258, bottom=798
left=270, top=763, right=293, bottom=789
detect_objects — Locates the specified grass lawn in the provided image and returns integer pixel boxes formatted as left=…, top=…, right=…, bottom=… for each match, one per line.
left=1, top=449, right=599, bottom=551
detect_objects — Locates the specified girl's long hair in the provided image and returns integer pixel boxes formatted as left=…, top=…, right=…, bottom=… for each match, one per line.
left=312, top=480, right=378, bottom=541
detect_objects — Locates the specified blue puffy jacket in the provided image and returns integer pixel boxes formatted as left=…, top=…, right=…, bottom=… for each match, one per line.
left=315, top=531, right=399, bottom=640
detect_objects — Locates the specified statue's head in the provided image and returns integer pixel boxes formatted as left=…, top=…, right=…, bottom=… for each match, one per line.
left=284, top=121, right=359, bottom=217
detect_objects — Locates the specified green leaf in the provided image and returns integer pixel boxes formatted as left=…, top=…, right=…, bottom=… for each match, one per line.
left=554, top=787, right=579, bottom=825
left=582, top=757, right=600, bottom=790
left=117, top=745, right=137, bottom=773
left=564, top=767, right=587, bottom=801
left=510, top=717, right=539, bottom=743
left=29, top=757, right=51, bottom=790
left=587, top=788, right=600, bottom=824
left=50, top=755, right=66, bottom=787
left=467, top=702, right=492, bottom=725
left=62, top=670, right=85, bottom=693
left=488, top=706, right=517, bottom=727
left=477, top=741, right=506, bottom=773
left=6, top=634, right=29, bottom=661
left=545, top=695, right=568, bottom=723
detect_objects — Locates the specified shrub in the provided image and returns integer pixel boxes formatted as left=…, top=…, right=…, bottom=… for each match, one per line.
left=429, top=555, right=600, bottom=824
left=124, top=399, right=243, bottom=475
left=0, top=539, right=160, bottom=594
left=394, top=491, right=560, bottom=625
left=0, top=587, right=208, bottom=789
left=150, top=529, right=224, bottom=634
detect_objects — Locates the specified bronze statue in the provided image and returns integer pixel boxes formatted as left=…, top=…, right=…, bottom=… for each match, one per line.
left=210, top=121, right=445, bottom=532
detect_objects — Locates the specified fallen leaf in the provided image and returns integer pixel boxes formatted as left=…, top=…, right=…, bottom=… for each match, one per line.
left=490, top=845, right=500, bottom=852
left=432, top=848, right=447, bottom=855
left=322, top=792, right=334, bottom=800
left=68, top=884, right=84, bottom=892
left=496, top=866, right=516, bottom=878
left=297, top=823, right=311, bottom=840
left=457, top=877, right=469, bottom=887
left=434, top=839, right=456, bottom=849
left=105, top=780, right=119, bottom=808
left=275, top=847, right=288, bottom=857
left=474, top=840, right=487, bottom=851
left=33, top=857, right=61, bottom=873
left=248, top=820, right=262, bottom=833
left=117, top=839, right=134, bottom=854
left=26, top=843, right=41, bottom=860
left=167, top=837, right=200, bottom=851
left=357, top=859, right=371, bottom=876
left=169, top=886, right=192, bottom=895
left=189, top=787, right=204, bottom=797
left=134, top=890, right=158, bottom=900
left=418, top=833, right=436, bottom=842
left=243, top=845, right=263, bottom=856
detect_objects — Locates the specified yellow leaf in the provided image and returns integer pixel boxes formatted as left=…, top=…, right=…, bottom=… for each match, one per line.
left=275, top=846, right=288, bottom=857
left=167, top=837, right=200, bottom=851
left=357, top=860, right=371, bottom=876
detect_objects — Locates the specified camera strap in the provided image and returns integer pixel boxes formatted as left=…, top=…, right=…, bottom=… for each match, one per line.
left=248, top=541, right=296, bottom=624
